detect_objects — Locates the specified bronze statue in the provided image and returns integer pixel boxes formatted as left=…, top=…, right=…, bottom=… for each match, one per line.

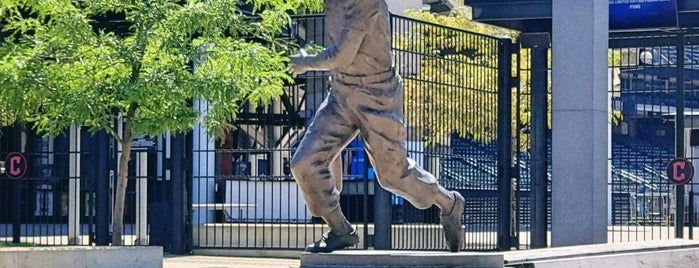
left=289, top=0, right=465, bottom=253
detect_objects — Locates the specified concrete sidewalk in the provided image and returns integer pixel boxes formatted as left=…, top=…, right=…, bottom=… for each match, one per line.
left=163, top=255, right=300, bottom=268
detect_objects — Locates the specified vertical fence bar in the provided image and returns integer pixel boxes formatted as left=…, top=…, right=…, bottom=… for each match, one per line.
left=514, top=46, right=526, bottom=249
left=688, top=43, right=698, bottom=240
left=675, top=33, right=686, bottom=239
left=521, top=32, right=551, bottom=249
left=95, top=130, right=110, bottom=245
left=170, top=133, right=188, bottom=253
left=497, top=38, right=514, bottom=251
left=11, top=124, right=22, bottom=244
left=373, top=179, right=391, bottom=249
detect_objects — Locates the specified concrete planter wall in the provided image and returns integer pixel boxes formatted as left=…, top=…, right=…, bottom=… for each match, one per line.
left=0, top=246, right=162, bottom=268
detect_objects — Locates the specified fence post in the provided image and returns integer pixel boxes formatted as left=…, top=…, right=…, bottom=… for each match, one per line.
left=675, top=33, right=686, bottom=239
left=10, top=124, right=22, bottom=244
left=497, top=38, right=514, bottom=251
left=94, top=130, right=111, bottom=245
left=170, top=133, right=189, bottom=254
left=373, top=179, right=392, bottom=249
left=521, top=32, right=551, bottom=249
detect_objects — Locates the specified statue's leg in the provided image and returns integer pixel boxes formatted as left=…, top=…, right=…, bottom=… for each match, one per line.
left=352, top=77, right=465, bottom=252
left=359, top=122, right=444, bottom=209
left=350, top=77, right=444, bottom=208
left=290, top=92, right=361, bottom=252
left=290, top=92, right=358, bottom=210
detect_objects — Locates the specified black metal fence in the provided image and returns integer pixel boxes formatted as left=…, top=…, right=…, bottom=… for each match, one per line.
left=0, top=127, right=91, bottom=246
left=0, top=13, right=513, bottom=252
left=0, top=125, right=166, bottom=247
left=608, top=30, right=699, bottom=242
left=8, top=13, right=699, bottom=255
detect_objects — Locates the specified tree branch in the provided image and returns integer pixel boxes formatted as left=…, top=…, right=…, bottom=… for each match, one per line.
left=103, top=124, right=123, bottom=144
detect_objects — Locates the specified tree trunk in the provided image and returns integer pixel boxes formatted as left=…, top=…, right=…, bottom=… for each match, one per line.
left=112, top=121, right=134, bottom=246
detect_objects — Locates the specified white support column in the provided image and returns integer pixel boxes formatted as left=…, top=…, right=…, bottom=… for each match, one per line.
left=135, top=152, right=148, bottom=245
left=160, top=132, right=171, bottom=181
left=552, top=0, right=609, bottom=246
left=193, top=99, right=216, bottom=224
left=68, top=125, right=81, bottom=245
left=166, top=132, right=172, bottom=181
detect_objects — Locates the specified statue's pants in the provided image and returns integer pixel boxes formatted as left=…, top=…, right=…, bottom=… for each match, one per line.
left=290, top=69, right=441, bottom=217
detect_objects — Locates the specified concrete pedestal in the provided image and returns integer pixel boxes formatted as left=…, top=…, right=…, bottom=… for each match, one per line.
left=300, top=250, right=504, bottom=268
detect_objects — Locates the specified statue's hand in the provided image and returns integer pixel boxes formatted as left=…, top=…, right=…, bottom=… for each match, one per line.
left=289, top=49, right=311, bottom=77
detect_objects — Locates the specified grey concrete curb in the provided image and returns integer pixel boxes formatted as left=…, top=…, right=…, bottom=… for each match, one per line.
left=0, top=246, right=163, bottom=268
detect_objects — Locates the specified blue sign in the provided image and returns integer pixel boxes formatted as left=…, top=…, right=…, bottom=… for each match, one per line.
left=610, top=0, right=678, bottom=30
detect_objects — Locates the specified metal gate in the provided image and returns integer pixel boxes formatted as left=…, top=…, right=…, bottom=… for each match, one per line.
left=608, top=29, right=699, bottom=242
left=391, top=15, right=507, bottom=251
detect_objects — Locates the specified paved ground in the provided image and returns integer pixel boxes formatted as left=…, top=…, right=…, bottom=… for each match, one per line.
left=163, top=255, right=300, bottom=268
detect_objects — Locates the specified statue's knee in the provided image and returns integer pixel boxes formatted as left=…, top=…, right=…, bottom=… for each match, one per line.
left=377, top=176, right=399, bottom=192
left=289, top=157, right=304, bottom=177
left=305, top=204, right=324, bottom=217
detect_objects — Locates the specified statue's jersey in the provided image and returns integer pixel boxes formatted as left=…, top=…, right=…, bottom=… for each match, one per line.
left=324, top=0, right=393, bottom=76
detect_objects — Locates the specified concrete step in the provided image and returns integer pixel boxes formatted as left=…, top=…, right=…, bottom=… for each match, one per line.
left=300, top=250, right=504, bottom=268
left=503, top=239, right=699, bottom=268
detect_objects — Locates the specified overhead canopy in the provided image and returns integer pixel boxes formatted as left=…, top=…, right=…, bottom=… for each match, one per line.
left=623, top=67, right=699, bottom=81
left=462, top=0, right=699, bottom=33
left=617, top=46, right=699, bottom=91
left=423, top=0, right=463, bottom=14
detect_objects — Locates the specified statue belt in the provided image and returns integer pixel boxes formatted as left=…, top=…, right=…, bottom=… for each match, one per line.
left=332, top=69, right=395, bottom=85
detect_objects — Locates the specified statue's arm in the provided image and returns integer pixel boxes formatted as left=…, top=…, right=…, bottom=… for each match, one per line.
left=290, top=1, right=383, bottom=74
left=302, top=28, right=367, bottom=70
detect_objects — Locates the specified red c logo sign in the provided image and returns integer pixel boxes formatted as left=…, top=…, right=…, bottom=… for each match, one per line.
left=9, top=155, right=22, bottom=176
left=673, top=161, right=687, bottom=181
left=4, top=152, right=27, bottom=180
left=666, top=158, right=694, bottom=185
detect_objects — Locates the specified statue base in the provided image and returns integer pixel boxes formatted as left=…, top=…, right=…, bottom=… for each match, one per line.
left=300, top=250, right=503, bottom=268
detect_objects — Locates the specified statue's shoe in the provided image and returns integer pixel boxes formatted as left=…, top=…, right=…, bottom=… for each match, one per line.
left=441, top=191, right=465, bottom=252
left=305, top=229, right=360, bottom=253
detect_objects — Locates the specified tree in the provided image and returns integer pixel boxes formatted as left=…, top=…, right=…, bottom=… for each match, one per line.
left=0, top=0, right=321, bottom=245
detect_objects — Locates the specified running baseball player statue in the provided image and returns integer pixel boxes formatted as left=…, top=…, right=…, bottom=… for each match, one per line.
left=289, top=0, right=465, bottom=253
